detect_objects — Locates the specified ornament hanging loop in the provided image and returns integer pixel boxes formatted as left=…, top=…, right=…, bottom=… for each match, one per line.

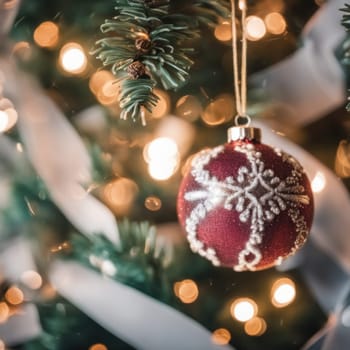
left=230, top=0, right=250, bottom=128
left=234, top=114, right=251, bottom=127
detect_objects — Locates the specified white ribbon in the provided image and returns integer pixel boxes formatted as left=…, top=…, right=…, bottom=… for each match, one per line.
left=50, top=260, right=235, bottom=350
left=0, top=238, right=42, bottom=345
left=1, top=59, right=119, bottom=244
left=251, top=0, right=346, bottom=125
left=255, top=121, right=350, bottom=274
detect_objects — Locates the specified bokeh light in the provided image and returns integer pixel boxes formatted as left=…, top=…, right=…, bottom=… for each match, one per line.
left=12, top=41, right=32, bottom=61
left=20, top=270, right=43, bottom=290
left=211, top=328, right=231, bottom=345
left=144, top=196, right=162, bottom=211
left=174, top=279, right=199, bottom=304
left=144, top=89, right=170, bottom=119
left=335, top=140, right=350, bottom=177
left=265, top=12, right=287, bottom=35
left=104, top=178, right=139, bottom=215
left=0, top=98, right=18, bottom=133
left=5, top=286, right=24, bottom=306
left=201, top=94, right=235, bottom=126
left=175, top=95, right=203, bottom=122
left=33, top=21, right=59, bottom=48
left=144, top=137, right=180, bottom=181
left=230, top=298, right=258, bottom=322
left=214, top=21, right=232, bottom=42
left=246, top=16, right=266, bottom=41
left=271, top=278, right=296, bottom=308
left=0, top=302, right=9, bottom=323
left=89, top=344, right=108, bottom=350
left=59, top=42, right=87, bottom=75
left=89, top=70, right=120, bottom=106
left=244, top=317, right=267, bottom=336
left=311, top=171, right=326, bottom=193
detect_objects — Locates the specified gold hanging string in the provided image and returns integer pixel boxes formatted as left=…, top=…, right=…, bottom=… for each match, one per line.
left=230, top=0, right=250, bottom=126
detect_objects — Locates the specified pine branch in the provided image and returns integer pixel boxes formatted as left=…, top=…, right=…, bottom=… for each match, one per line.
left=94, top=0, right=229, bottom=123
left=67, top=220, right=173, bottom=300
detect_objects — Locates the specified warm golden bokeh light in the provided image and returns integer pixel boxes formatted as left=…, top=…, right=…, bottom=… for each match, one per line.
left=0, top=111, right=9, bottom=133
left=144, top=196, right=162, bottom=211
left=0, top=302, right=9, bottom=324
left=20, top=270, right=43, bottom=290
left=214, top=21, right=232, bottom=42
left=265, top=12, right=287, bottom=35
left=144, top=137, right=180, bottom=181
left=89, top=344, right=108, bottom=350
left=0, top=98, right=18, bottom=133
left=201, top=94, right=235, bottom=126
left=174, top=279, right=199, bottom=304
left=175, top=95, right=203, bottom=122
left=271, top=278, right=296, bottom=308
left=244, top=317, right=267, bottom=336
left=211, top=328, right=231, bottom=345
left=335, top=140, right=350, bottom=178
left=90, top=69, right=120, bottom=106
left=246, top=16, right=266, bottom=41
left=5, top=286, right=24, bottom=306
left=144, top=89, right=170, bottom=119
left=12, top=41, right=32, bottom=60
left=230, top=298, right=258, bottom=322
left=33, top=21, right=59, bottom=48
left=59, top=42, right=87, bottom=75
left=311, top=171, right=326, bottom=193
left=104, top=178, right=139, bottom=214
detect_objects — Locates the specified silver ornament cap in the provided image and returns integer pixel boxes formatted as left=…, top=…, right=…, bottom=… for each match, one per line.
left=227, top=126, right=261, bottom=143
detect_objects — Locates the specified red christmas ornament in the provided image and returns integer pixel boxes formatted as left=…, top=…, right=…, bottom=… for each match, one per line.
left=177, top=127, right=314, bottom=271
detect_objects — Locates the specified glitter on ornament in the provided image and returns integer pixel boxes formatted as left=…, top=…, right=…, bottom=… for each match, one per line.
left=177, top=127, right=314, bottom=271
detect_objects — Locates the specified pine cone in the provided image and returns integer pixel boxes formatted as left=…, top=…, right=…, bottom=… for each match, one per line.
left=127, top=61, right=147, bottom=79
left=135, top=37, right=152, bottom=54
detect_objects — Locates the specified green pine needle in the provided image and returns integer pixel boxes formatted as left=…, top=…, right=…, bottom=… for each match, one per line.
left=94, top=0, right=229, bottom=123
left=66, top=220, right=173, bottom=300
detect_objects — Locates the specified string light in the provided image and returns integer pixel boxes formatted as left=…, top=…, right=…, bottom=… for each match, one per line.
left=265, top=12, right=287, bottom=35
left=245, top=16, right=266, bottom=41
left=311, top=171, right=326, bottom=193
left=144, top=89, right=170, bottom=119
left=59, top=42, right=87, bottom=75
left=0, top=303, right=9, bottom=323
left=5, top=286, right=24, bottom=306
left=144, top=137, right=180, bottom=181
left=201, top=94, right=235, bottom=126
left=144, top=196, right=162, bottom=211
left=244, top=317, right=267, bottom=336
left=20, top=270, right=43, bottom=290
left=12, top=41, right=32, bottom=60
left=33, top=21, right=59, bottom=48
left=174, top=279, right=199, bottom=304
left=175, top=95, right=203, bottom=122
left=214, top=21, right=232, bottom=42
left=271, top=278, right=296, bottom=308
left=211, top=328, right=231, bottom=345
left=89, top=344, right=108, bottom=350
left=230, top=298, right=258, bottom=322
left=0, top=99, right=18, bottom=133
left=104, top=178, right=139, bottom=215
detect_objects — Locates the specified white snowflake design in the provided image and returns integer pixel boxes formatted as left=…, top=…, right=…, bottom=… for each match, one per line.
left=184, top=142, right=311, bottom=271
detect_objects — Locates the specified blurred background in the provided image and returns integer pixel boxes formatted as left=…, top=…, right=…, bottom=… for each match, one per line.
left=1, top=0, right=350, bottom=349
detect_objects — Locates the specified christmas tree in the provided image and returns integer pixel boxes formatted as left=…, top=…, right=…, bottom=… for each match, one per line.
left=1, top=0, right=350, bottom=349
